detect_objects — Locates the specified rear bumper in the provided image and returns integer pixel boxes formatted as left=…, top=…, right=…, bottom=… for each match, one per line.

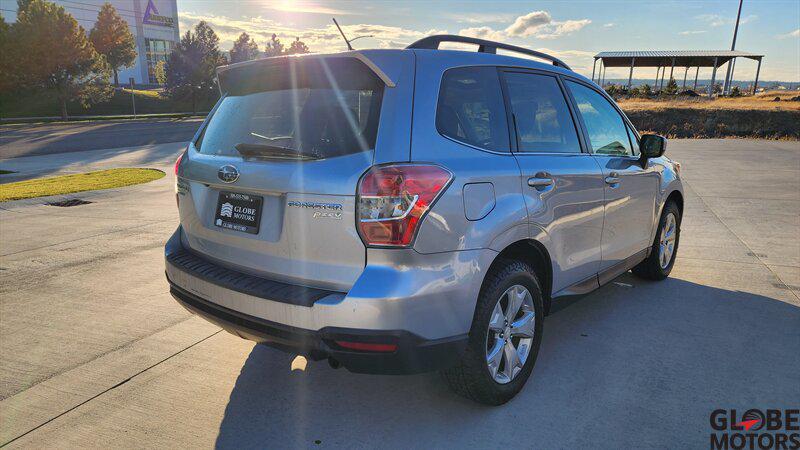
left=164, top=227, right=490, bottom=374
left=169, top=282, right=467, bottom=374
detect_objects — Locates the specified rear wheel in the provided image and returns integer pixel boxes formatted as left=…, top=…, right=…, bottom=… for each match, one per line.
left=632, top=201, right=681, bottom=280
left=442, top=259, right=544, bottom=405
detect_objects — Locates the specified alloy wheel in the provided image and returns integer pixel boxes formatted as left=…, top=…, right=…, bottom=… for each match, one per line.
left=485, top=284, right=535, bottom=384
left=659, top=212, right=677, bottom=269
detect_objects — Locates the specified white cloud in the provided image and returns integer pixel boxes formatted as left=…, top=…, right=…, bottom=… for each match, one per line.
left=458, top=26, right=507, bottom=42
left=679, top=30, right=707, bottom=35
left=458, top=10, right=590, bottom=42
left=777, top=28, right=800, bottom=39
left=263, top=2, right=355, bottom=15
left=696, top=14, right=757, bottom=27
left=178, top=11, right=444, bottom=53
left=603, top=23, right=615, bottom=28
left=553, top=19, right=591, bottom=35
left=447, top=12, right=516, bottom=24
left=505, top=11, right=552, bottom=37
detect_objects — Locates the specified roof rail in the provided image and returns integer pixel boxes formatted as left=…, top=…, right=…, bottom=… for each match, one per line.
left=406, top=35, right=572, bottom=70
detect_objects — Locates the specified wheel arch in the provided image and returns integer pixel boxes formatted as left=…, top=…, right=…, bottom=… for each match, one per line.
left=486, top=239, right=553, bottom=315
left=665, top=189, right=684, bottom=217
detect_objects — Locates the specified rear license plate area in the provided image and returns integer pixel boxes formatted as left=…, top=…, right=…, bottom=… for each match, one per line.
left=214, top=191, right=263, bottom=234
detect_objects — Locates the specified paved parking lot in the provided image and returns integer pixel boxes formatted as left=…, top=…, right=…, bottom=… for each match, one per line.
left=0, top=139, right=798, bottom=448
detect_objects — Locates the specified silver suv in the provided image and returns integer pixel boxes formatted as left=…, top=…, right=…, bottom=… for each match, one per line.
left=165, top=35, right=683, bottom=405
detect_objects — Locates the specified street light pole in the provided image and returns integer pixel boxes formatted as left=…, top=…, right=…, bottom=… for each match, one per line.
left=723, top=0, right=743, bottom=95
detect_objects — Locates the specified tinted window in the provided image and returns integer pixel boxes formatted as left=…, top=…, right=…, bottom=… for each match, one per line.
left=197, top=58, right=383, bottom=158
left=437, top=67, right=509, bottom=152
left=504, top=72, right=581, bottom=153
left=566, top=80, right=633, bottom=156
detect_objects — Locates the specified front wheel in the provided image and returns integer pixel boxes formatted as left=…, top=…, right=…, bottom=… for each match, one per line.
left=442, top=259, right=544, bottom=405
left=632, top=201, right=681, bottom=280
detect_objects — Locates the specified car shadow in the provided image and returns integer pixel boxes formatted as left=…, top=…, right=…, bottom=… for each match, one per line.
left=214, top=275, right=800, bottom=448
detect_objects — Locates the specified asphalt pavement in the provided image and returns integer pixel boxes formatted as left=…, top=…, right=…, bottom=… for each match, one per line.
left=0, top=139, right=798, bottom=448
left=0, top=118, right=203, bottom=159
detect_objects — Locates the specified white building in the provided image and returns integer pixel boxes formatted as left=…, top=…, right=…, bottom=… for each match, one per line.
left=7, top=0, right=180, bottom=85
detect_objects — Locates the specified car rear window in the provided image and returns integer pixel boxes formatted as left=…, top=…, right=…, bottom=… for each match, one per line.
left=196, top=58, right=384, bottom=158
left=436, top=67, right=510, bottom=152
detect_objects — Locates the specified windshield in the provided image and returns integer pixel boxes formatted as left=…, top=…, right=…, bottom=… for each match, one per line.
left=196, top=58, right=384, bottom=158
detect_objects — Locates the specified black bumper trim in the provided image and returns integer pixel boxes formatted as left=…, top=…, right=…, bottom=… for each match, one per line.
left=168, top=281, right=468, bottom=375
left=165, top=232, right=339, bottom=307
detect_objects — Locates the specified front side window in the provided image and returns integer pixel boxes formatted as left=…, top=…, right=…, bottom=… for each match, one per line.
left=436, top=67, right=510, bottom=152
left=504, top=72, right=581, bottom=153
left=566, top=80, right=633, bottom=156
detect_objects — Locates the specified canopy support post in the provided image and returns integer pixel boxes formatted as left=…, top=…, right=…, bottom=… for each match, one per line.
left=592, top=58, right=597, bottom=82
left=627, top=57, right=635, bottom=89
left=600, top=63, right=606, bottom=86
left=709, top=57, right=718, bottom=97
left=752, top=58, right=762, bottom=95
left=694, top=66, right=699, bottom=90
left=683, top=67, right=688, bottom=89
left=669, top=58, right=675, bottom=83
left=654, top=66, right=660, bottom=89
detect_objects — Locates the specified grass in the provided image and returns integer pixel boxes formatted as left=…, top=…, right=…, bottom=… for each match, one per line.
left=121, top=88, right=163, bottom=99
left=0, top=168, right=165, bottom=202
left=618, top=90, right=800, bottom=112
left=616, top=90, right=800, bottom=139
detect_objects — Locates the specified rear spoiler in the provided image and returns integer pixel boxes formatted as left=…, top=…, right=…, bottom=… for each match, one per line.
left=215, top=52, right=396, bottom=92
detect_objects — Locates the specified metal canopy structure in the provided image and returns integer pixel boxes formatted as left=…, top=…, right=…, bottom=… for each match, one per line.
left=592, top=50, right=764, bottom=95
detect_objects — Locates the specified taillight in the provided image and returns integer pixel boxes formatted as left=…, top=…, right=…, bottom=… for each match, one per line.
left=357, top=164, right=452, bottom=247
left=174, top=152, right=184, bottom=176
left=174, top=152, right=185, bottom=208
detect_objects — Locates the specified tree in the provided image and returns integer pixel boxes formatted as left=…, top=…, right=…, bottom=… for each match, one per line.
left=263, top=33, right=284, bottom=57
left=89, top=2, right=137, bottom=86
left=16, top=0, right=34, bottom=11
left=153, top=60, right=167, bottom=85
left=664, top=77, right=678, bottom=95
left=12, top=0, right=113, bottom=119
left=286, top=37, right=309, bottom=55
left=0, top=16, right=13, bottom=94
left=730, top=85, right=742, bottom=97
left=640, top=83, right=653, bottom=97
left=229, top=32, right=258, bottom=63
left=164, top=21, right=226, bottom=113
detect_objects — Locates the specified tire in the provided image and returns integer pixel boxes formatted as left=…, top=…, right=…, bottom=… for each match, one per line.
left=632, top=201, right=681, bottom=280
left=442, top=259, right=544, bottom=405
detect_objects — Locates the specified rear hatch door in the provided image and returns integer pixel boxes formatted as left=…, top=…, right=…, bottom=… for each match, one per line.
left=178, top=54, right=401, bottom=291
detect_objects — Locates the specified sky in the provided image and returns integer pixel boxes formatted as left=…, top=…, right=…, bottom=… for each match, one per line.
left=177, top=0, right=800, bottom=82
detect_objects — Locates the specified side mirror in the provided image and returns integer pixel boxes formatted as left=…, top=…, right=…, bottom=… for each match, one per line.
left=640, top=134, right=667, bottom=158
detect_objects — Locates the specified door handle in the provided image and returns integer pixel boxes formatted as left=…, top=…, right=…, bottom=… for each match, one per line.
left=528, top=175, right=554, bottom=190
left=605, top=172, right=621, bottom=186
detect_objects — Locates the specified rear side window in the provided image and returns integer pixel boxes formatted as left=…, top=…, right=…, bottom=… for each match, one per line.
left=196, top=58, right=383, bottom=158
left=436, top=67, right=509, bottom=152
left=503, top=72, right=581, bottom=153
left=565, top=80, right=633, bottom=156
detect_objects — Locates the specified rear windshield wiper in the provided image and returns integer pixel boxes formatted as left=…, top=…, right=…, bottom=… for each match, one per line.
left=234, top=143, right=320, bottom=160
